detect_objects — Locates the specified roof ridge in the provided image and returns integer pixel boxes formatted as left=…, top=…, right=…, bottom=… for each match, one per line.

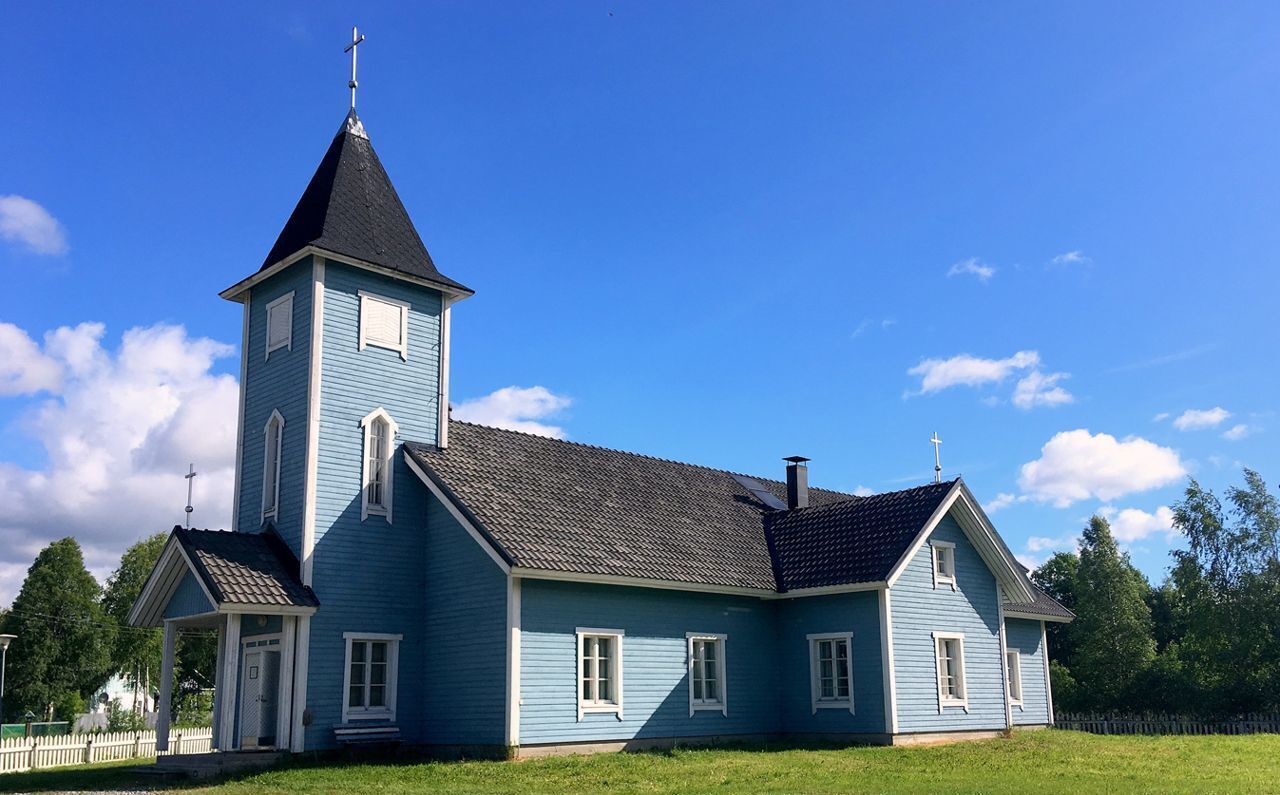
left=441, top=420, right=947, bottom=502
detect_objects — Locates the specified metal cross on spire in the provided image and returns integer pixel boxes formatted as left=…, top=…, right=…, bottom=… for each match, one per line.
left=344, top=26, right=367, bottom=111
left=930, top=432, right=943, bottom=483
left=184, top=463, right=197, bottom=529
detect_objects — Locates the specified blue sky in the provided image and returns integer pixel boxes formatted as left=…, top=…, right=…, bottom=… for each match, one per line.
left=2, top=2, right=1277, bottom=599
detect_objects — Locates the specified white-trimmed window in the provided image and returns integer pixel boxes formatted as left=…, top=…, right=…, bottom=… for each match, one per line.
left=265, top=292, right=294, bottom=359
left=360, top=408, right=398, bottom=522
left=1006, top=650, right=1023, bottom=706
left=932, top=541, right=957, bottom=590
left=933, top=631, right=968, bottom=711
left=358, top=291, right=409, bottom=360
left=808, top=633, right=854, bottom=714
left=687, top=633, right=727, bottom=716
left=261, top=409, right=285, bottom=521
left=577, top=628, right=623, bottom=720
left=341, top=632, right=401, bottom=722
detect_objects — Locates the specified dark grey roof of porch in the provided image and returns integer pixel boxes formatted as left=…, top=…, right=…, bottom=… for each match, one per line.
left=174, top=527, right=318, bottom=609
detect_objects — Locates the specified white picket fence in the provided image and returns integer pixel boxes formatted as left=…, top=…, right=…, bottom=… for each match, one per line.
left=0, top=729, right=213, bottom=774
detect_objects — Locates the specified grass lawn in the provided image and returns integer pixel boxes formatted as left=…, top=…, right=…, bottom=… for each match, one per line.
left=0, top=730, right=1275, bottom=794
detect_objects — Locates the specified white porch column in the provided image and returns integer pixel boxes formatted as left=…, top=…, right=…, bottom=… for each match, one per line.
left=218, top=614, right=242, bottom=752
left=289, top=615, right=311, bottom=753
left=276, top=616, right=297, bottom=750
left=211, top=619, right=226, bottom=749
left=156, top=621, right=177, bottom=752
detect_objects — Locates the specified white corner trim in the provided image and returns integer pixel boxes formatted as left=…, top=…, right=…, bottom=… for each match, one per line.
left=261, top=409, right=285, bottom=522
left=807, top=632, right=855, bottom=715
left=438, top=296, right=451, bottom=449
left=276, top=617, right=297, bottom=750
left=289, top=615, right=311, bottom=752
left=358, top=290, right=410, bottom=360
left=404, top=452, right=512, bottom=574
left=932, top=631, right=969, bottom=713
left=997, top=583, right=1013, bottom=729
left=505, top=576, right=521, bottom=746
left=576, top=628, right=625, bottom=721
left=1041, top=621, right=1055, bottom=725
left=878, top=588, right=898, bottom=734
left=218, top=613, right=242, bottom=751
left=264, top=291, right=295, bottom=359
left=340, top=633, right=402, bottom=723
left=231, top=297, right=250, bottom=533
left=686, top=632, right=728, bottom=717
left=930, top=540, right=957, bottom=591
left=300, top=258, right=325, bottom=586
left=359, top=407, right=399, bottom=523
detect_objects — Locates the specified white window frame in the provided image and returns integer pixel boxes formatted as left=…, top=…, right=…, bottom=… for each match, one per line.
left=686, top=632, right=728, bottom=717
left=807, top=632, right=855, bottom=715
left=264, top=292, right=294, bottom=359
left=933, top=631, right=969, bottom=712
left=1006, top=649, right=1023, bottom=707
left=358, top=290, right=410, bottom=360
left=932, top=541, right=957, bottom=590
left=341, top=632, right=401, bottom=723
left=359, top=407, right=398, bottom=522
left=261, top=409, right=285, bottom=522
left=576, top=627, right=624, bottom=720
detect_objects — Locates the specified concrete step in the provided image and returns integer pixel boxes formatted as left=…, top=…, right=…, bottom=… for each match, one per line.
left=149, top=750, right=285, bottom=779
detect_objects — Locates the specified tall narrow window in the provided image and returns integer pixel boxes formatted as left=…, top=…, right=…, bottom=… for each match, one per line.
left=808, top=633, right=854, bottom=713
left=932, top=541, right=957, bottom=589
left=1006, top=650, right=1023, bottom=706
left=261, top=410, right=284, bottom=521
left=360, top=408, right=398, bottom=522
left=342, top=633, right=400, bottom=722
left=577, top=628, right=624, bottom=719
left=933, top=632, right=968, bottom=711
left=265, top=292, right=294, bottom=359
left=687, top=633, right=727, bottom=716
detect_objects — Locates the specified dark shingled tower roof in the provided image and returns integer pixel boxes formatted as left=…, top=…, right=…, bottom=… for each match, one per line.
left=259, top=111, right=471, bottom=294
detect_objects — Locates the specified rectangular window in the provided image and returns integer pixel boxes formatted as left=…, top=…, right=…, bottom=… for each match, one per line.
left=808, top=633, right=854, bottom=714
left=934, top=632, right=968, bottom=710
left=577, top=628, right=624, bottom=719
left=261, top=410, right=284, bottom=521
left=265, top=292, right=293, bottom=358
left=358, top=291, right=409, bottom=360
left=687, top=633, right=727, bottom=716
left=342, top=633, right=401, bottom=722
left=1007, top=650, right=1023, bottom=705
left=932, top=541, right=957, bottom=589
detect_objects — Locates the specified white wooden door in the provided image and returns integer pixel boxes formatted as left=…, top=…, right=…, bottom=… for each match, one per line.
left=240, top=649, right=281, bottom=748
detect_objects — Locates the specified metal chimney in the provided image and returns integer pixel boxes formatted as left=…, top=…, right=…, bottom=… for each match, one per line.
left=784, top=456, right=810, bottom=509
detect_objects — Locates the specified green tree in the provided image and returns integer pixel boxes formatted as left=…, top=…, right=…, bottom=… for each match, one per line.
left=0, top=539, right=115, bottom=721
left=100, top=533, right=167, bottom=713
left=1069, top=516, right=1156, bottom=711
left=1031, top=551, right=1079, bottom=666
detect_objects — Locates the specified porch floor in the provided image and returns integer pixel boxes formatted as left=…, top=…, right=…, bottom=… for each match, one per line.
left=146, top=750, right=286, bottom=779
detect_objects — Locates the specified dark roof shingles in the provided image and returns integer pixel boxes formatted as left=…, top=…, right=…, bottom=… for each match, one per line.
left=1005, top=585, right=1076, bottom=620
left=175, top=527, right=318, bottom=608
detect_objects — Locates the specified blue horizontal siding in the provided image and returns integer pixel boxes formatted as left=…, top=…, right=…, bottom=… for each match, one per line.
left=891, top=514, right=1007, bottom=733
left=1006, top=618, right=1050, bottom=725
left=519, top=579, right=779, bottom=745
left=163, top=571, right=213, bottom=619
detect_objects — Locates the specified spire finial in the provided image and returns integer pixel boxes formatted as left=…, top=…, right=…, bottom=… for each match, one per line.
left=184, top=463, right=198, bottom=528
left=344, top=26, right=366, bottom=111
left=930, top=432, right=943, bottom=483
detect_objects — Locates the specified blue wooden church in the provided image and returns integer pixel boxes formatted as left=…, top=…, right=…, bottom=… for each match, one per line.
left=129, top=108, right=1072, bottom=758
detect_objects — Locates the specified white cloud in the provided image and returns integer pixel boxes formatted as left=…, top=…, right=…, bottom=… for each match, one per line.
left=1173, top=407, right=1231, bottom=431
left=1098, top=505, right=1177, bottom=543
left=946, top=257, right=996, bottom=282
left=1222, top=424, right=1251, bottom=441
left=1153, top=412, right=1170, bottom=422
left=983, top=492, right=1020, bottom=514
left=1018, top=429, right=1187, bottom=507
left=1012, top=370, right=1074, bottom=410
left=0, top=322, right=64, bottom=395
left=0, top=322, right=238, bottom=607
left=1026, top=534, right=1080, bottom=554
left=0, top=195, right=68, bottom=255
left=908, top=350, right=1039, bottom=394
left=453, top=385, right=572, bottom=439
left=852, top=485, right=874, bottom=497
left=1050, top=250, right=1091, bottom=267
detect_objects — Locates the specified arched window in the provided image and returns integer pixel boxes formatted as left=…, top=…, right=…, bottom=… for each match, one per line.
left=360, top=408, right=398, bottom=522
left=261, top=409, right=285, bottom=522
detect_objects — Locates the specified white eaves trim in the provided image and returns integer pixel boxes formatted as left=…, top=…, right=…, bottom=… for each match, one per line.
left=220, top=245, right=474, bottom=304
left=1004, top=610, right=1073, bottom=624
left=885, top=480, right=1036, bottom=603
left=128, top=535, right=220, bottom=628
left=404, top=451, right=511, bottom=574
